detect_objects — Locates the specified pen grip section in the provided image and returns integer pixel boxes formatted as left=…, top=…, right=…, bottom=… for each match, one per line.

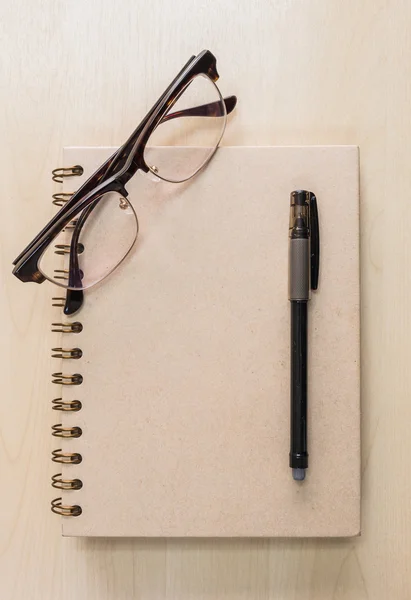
left=289, top=238, right=310, bottom=300
left=290, top=301, right=308, bottom=469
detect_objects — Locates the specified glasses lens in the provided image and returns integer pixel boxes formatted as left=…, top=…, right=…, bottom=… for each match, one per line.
left=144, top=74, right=227, bottom=183
left=39, top=191, right=138, bottom=290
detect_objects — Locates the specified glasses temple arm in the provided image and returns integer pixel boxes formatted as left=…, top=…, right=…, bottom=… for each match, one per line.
left=64, top=288, right=84, bottom=315
left=160, top=95, right=237, bottom=123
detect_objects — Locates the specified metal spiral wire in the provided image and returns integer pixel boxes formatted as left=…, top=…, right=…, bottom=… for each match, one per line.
left=51, top=498, right=82, bottom=517
left=51, top=347, right=83, bottom=359
left=51, top=164, right=84, bottom=517
left=54, top=243, right=84, bottom=256
left=63, top=219, right=79, bottom=231
left=51, top=165, right=84, bottom=183
left=53, top=269, right=69, bottom=281
left=52, top=398, right=82, bottom=411
left=52, top=474, right=83, bottom=490
left=51, top=322, right=83, bottom=333
left=52, top=297, right=66, bottom=308
left=52, top=448, right=82, bottom=464
left=52, top=372, right=83, bottom=385
left=52, top=424, right=83, bottom=438
left=52, top=192, right=73, bottom=206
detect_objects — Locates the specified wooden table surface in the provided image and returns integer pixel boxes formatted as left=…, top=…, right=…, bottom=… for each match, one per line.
left=1, top=1, right=410, bottom=598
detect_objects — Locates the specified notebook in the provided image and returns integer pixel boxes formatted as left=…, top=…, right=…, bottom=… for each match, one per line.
left=50, top=146, right=360, bottom=537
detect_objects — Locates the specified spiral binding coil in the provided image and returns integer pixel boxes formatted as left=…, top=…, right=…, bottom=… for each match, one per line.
left=64, top=219, right=79, bottom=231
left=51, top=163, right=84, bottom=516
left=52, top=448, right=82, bottom=464
left=52, top=372, right=83, bottom=385
left=52, top=297, right=66, bottom=308
left=52, top=398, right=82, bottom=411
left=52, top=424, right=83, bottom=438
left=52, top=473, right=83, bottom=490
left=54, top=269, right=69, bottom=281
left=51, top=322, right=83, bottom=333
left=51, top=347, right=83, bottom=359
left=51, top=498, right=82, bottom=517
left=52, top=192, right=73, bottom=206
left=54, top=243, right=84, bottom=255
left=52, top=165, right=84, bottom=183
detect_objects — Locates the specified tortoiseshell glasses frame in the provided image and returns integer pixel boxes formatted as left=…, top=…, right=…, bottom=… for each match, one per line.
left=12, top=49, right=237, bottom=295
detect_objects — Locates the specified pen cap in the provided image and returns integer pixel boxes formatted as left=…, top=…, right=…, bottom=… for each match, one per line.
left=289, top=191, right=309, bottom=237
left=288, top=191, right=320, bottom=300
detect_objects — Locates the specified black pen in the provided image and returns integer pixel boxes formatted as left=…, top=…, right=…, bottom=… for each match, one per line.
left=288, top=190, right=320, bottom=481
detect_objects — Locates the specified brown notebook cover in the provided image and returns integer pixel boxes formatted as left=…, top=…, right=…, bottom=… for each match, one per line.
left=53, top=146, right=360, bottom=537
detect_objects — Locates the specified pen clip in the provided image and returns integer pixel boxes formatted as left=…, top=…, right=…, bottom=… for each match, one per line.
left=309, top=193, right=320, bottom=291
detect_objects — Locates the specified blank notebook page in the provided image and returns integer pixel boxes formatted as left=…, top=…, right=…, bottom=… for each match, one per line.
left=58, top=146, right=360, bottom=537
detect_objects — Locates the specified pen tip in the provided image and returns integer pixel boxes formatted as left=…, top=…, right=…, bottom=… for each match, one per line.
left=292, top=468, right=306, bottom=481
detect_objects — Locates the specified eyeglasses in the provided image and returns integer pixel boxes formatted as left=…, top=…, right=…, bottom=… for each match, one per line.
left=12, top=50, right=236, bottom=294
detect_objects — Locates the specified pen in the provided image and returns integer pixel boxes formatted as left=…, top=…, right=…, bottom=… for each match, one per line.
left=288, top=190, right=320, bottom=481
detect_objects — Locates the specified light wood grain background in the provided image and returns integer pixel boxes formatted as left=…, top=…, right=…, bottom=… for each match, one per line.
left=1, top=0, right=410, bottom=598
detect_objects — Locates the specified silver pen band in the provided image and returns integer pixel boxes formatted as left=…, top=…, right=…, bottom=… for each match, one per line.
left=289, top=238, right=310, bottom=301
